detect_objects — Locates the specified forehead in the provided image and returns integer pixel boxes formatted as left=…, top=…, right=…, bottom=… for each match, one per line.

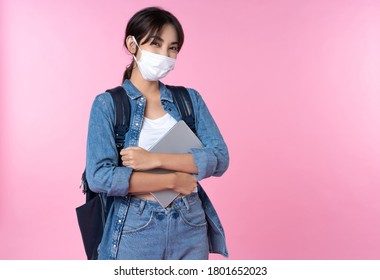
left=144, top=24, right=178, bottom=43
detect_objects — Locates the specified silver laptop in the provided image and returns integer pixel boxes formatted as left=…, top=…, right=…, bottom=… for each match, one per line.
left=147, top=120, right=203, bottom=208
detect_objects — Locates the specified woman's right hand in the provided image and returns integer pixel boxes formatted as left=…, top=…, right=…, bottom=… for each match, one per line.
left=171, top=172, right=197, bottom=195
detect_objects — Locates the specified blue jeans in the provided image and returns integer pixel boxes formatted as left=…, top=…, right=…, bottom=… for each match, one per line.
left=116, top=192, right=209, bottom=260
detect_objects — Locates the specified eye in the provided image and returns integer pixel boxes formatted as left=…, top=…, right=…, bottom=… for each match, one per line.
left=170, top=46, right=179, bottom=52
left=150, top=40, right=160, bottom=47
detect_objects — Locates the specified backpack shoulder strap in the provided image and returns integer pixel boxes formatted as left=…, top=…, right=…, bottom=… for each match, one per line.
left=106, top=86, right=131, bottom=165
left=166, top=85, right=196, bottom=133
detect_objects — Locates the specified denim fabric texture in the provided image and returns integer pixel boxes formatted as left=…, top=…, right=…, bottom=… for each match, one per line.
left=86, top=79, right=229, bottom=259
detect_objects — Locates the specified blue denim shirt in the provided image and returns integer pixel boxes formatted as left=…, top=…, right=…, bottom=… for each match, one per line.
left=86, top=79, right=229, bottom=258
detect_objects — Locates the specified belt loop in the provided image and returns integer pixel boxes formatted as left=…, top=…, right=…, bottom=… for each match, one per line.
left=137, top=199, right=146, bottom=215
left=182, top=196, right=190, bottom=211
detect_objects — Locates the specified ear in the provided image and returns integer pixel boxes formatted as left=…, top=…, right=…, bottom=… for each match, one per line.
left=125, top=36, right=137, bottom=54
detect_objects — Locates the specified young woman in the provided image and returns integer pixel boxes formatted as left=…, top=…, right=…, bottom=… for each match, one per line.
left=86, top=7, right=229, bottom=260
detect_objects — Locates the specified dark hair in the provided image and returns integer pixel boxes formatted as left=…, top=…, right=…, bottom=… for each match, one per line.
left=122, top=7, right=185, bottom=82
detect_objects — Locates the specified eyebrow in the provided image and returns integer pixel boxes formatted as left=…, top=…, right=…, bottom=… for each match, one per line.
left=148, top=35, right=179, bottom=45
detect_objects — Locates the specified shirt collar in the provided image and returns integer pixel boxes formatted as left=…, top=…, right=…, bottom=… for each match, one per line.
left=121, top=79, right=143, bottom=100
left=159, top=82, right=174, bottom=103
left=122, top=80, right=174, bottom=103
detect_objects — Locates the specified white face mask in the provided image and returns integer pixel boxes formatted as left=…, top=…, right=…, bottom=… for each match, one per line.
left=132, top=36, right=176, bottom=81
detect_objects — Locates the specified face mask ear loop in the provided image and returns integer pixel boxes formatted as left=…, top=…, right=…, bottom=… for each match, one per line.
left=131, top=36, right=141, bottom=60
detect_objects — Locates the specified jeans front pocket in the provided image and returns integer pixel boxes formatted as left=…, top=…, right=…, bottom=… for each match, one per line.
left=122, top=204, right=153, bottom=234
left=178, top=199, right=207, bottom=228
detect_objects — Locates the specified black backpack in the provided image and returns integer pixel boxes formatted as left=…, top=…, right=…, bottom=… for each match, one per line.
left=76, top=85, right=196, bottom=260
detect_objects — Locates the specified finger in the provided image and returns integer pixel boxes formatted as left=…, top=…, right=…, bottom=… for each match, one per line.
left=125, top=162, right=135, bottom=169
left=122, top=160, right=134, bottom=168
left=127, top=146, right=147, bottom=152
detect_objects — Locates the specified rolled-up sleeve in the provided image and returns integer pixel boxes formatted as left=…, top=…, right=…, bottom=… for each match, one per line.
left=187, top=89, right=229, bottom=181
left=85, top=93, right=132, bottom=196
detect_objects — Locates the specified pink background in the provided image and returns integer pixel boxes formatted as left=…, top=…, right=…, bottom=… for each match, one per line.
left=1, top=0, right=380, bottom=259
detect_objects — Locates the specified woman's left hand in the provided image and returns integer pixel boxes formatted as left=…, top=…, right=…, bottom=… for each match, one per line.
left=120, top=147, right=160, bottom=170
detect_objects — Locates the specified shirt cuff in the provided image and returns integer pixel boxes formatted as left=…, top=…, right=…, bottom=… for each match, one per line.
left=190, top=147, right=217, bottom=181
left=110, top=166, right=133, bottom=196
